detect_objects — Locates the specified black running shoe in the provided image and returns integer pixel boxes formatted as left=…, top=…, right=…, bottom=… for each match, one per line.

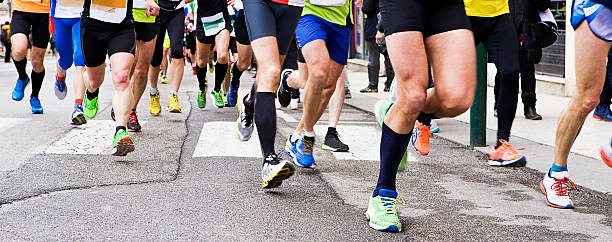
left=322, top=129, right=349, bottom=152
left=277, top=69, right=293, bottom=107
left=127, top=111, right=142, bottom=132
left=110, top=108, right=116, bottom=121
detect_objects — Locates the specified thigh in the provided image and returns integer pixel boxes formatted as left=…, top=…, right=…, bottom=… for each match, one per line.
left=301, top=39, right=331, bottom=76
left=236, top=42, right=252, bottom=68
left=574, top=21, right=611, bottom=99
left=214, top=30, right=231, bottom=55
left=385, top=32, right=429, bottom=92
left=30, top=12, right=50, bottom=49
left=196, top=40, right=212, bottom=63
left=71, top=19, right=85, bottom=67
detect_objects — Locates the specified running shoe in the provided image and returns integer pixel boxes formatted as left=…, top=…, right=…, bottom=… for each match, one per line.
left=112, top=129, right=135, bottom=156
left=236, top=90, right=254, bottom=141
left=593, top=104, right=612, bottom=121
left=294, top=135, right=316, bottom=168
left=29, top=97, right=44, bottom=114
left=345, top=89, right=352, bottom=99
left=322, top=129, right=349, bottom=152
left=54, top=75, right=67, bottom=100
left=168, top=94, right=181, bottom=113
left=601, top=136, right=612, bottom=168
left=161, top=75, right=168, bottom=84
left=366, top=189, right=402, bottom=232
left=410, top=121, right=431, bottom=156
left=284, top=134, right=297, bottom=158
left=110, top=108, right=116, bottom=121
left=488, top=140, right=527, bottom=167
left=360, top=86, right=378, bottom=93
left=83, top=93, right=99, bottom=119
left=540, top=169, right=576, bottom=209
left=210, top=90, right=224, bottom=108
left=71, top=104, right=87, bottom=125
left=197, top=91, right=206, bottom=108
left=12, top=77, right=29, bottom=101
left=261, top=153, right=296, bottom=189
left=226, top=84, right=238, bottom=107
left=289, top=98, right=299, bottom=110
left=150, top=93, right=161, bottom=116
left=277, top=69, right=293, bottom=107
left=128, top=111, right=142, bottom=132
left=223, top=94, right=228, bottom=106
left=208, top=61, right=214, bottom=73
left=430, top=120, right=440, bottom=133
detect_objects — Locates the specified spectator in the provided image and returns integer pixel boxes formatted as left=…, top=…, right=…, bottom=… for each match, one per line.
left=593, top=47, right=612, bottom=121
left=360, top=0, right=393, bottom=93
left=1, top=21, right=10, bottom=63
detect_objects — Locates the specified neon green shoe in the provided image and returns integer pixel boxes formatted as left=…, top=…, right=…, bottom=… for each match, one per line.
left=197, top=91, right=206, bottom=108
left=112, top=129, right=134, bottom=156
left=366, top=189, right=402, bottom=232
left=374, top=100, right=408, bottom=172
left=83, top=95, right=99, bottom=119
left=161, top=75, right=168, bottom=84
left=211, top=90, right=224, bottom=108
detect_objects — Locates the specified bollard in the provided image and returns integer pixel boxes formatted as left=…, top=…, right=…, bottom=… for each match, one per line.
left=470, top=44, right=487, bottom=147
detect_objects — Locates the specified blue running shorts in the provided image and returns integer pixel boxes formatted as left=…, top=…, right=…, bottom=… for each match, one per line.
left=572, top=0, right=612, bottom=41
left=295, top=14, right=351, bottom=65
left=52, top=17, right=85, bottom=69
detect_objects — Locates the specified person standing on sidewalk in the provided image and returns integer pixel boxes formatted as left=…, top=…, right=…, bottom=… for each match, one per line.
left=1, top=21, right=10, bottom=63
left=360, top=0, right=393, bottom=93
left=593, top=47, right=612, bottom=121
left=540, top=0, right=611, bottom=209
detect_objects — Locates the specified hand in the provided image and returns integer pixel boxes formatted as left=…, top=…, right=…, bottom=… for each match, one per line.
left=354, top=0, right=363, bottom=8
left=375, top=31, right=384, bottom=45
left=145, top=0, right=160, bottom=18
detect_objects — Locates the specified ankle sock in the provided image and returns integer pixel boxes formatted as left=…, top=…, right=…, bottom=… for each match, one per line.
left=150, top=88, right=159, bottom=95
left=417, top=112, right=435, bottom=127
left=56, top=74, right=66, bottom=82
left=373, top=123, right=411, bottom=197
left=75, top=99, right=83, bottom=107
left=30, top=69, right=45, bottom=98
left=254, top=92, right=277, bottom=157
left=303, top=130, right=315, bottom=137
left=13, top=58, right=28, bottom=81
left=214, top=63, right=228, bottom=92
left=169, top=90, right=178, bottom=96
left=327, top=127, right=336, bottom=134
left=551, top=163, right=568, bottom=172
left=86, top=89, right=99, bottom=100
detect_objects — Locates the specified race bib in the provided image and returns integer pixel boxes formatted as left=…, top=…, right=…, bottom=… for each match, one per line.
left=201, top=12, right=225, bottom=37
left=133, top=0, right=146, bottom=9
left=310, top=0, right=345, bottom=7
left=90, top=0, right=128, bottom=24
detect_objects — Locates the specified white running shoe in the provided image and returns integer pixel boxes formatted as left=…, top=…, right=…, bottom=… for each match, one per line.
left=289, top=98, right=299, bottom=110
left=601, top=136, right=612, bottom=168
left=539, top=169, right=577, bottom=209
left=430, top=120, right=439, bottom=133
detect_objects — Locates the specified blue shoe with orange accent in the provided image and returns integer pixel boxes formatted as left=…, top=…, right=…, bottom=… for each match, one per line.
left=593, top=104, right=612, bottom=121
left=12, top=77, right=29, bottom=101
left=601, top=136, right=612, bottom=168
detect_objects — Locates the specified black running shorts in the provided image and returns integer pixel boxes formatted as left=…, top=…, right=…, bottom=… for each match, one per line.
left=380, top=0, right=471, bottom=38
left=10, top=10, right=50, bottom=48
left=81, top=18, right=136, bottom=67
left=186, top=31, right=197, bottom=55
left=243, top=0, right=302, bottom=55
left=135, top=21, right=160, bottom=42
left=151, top=8, right=185, bottom=66
left=234, top=10, right=250, bottom=45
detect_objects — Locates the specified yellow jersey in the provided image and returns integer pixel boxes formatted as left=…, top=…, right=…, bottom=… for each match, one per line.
left=12, top=0, right=51, bottom=14
left=464, top=0, right=509, bottom=17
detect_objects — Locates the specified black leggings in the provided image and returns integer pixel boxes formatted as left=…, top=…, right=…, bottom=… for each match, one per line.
left=494, top=43, right=537, bottom=107
left=471, top=14, right=520, bottom=142
left=600, top=48, right=612, bottom=106
left=151, top=8, right=184, bottom=67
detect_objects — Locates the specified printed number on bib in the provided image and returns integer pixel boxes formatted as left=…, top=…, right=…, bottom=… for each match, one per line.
left=90, top=0, right=128, bottom=24
left=201, top=12, right=225, bottom=37
left=310, top=0, right=345, bottom=7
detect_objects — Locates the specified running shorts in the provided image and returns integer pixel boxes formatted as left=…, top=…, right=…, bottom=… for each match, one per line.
left=10, top=10, right=50, bottom=48
left=295, top=14, right=350, bottom=65
left=380, top=0, right=471, bottom=38
left=81, top=18, right=136, bottom=67
left=234, top=10, right=250, bottom=45
left=135, top=21, right=160, bottom=42
left=196, top=9, right=233, bottom=44
left=52, top=17, right=85, bottom=69
left=151, top=8, right=185, bottom=66
left=283, top=37, right=299, bottom=69
left=572, top=0, right=612, bottom=42
left=186, top=31, right=197, bottom=54
left=243, top=0, right=302, bottom=55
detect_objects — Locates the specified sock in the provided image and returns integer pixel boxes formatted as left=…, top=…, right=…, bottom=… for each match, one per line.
left=291, top=132, right=300, bottom=142
left=169, top=90, right=178, bottom=96
left=30, top=69, right=45, bottom=98
left=303, top=129, right=315, bottom=137
left=551, top=163, right=568, bottom=172
left=13, top=58, right=28, bottom=81
left=56, top=74, right=66, bottom=82
left=416, top=112, right=435, bottom=127
left=115, top=126, right=127, bottom=135
left=214, top=63, right=228, bottom=92
left=150, top=88, right=159, bottom=95
left=196, top=65, right=207, bottom=92
left=230, top=64, right=243, bottom=88
left=254, top=92, right=277, bottom=157
left=131, top=108, right=136, bottom=113
left=86, top=89, right=99, bottom=100
left=75, top=99, right=83, bottom=107
left=374, top=123, right=411, bottom=197
left=327, top=127, right=336, bottom=135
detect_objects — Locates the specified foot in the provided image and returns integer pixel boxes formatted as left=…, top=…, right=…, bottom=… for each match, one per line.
left=235, top=90, right=254, bottom=141
left=150, top=93, right=161, bottom=116
left=71, top=104, right=87, bottom=125
left=524, top=106, right=542, bottom=120
left=160, top=75, right=168, bottom=84
left=289, top=98, right=299, bottom=110
left=127, top=111, right=142, bottom=132
left=277, top=69, right=293, bottom=107
left=430, top=120, right=440, bottom=133
left=360, top=86, right=378, bottom=93
left=261, top=153, right=295, bottom=189
left=167, top=94, right=182, bottom=113
left=366, top=189, right=402, bottom=232
left=210, top=90, right=224, bottom=108
left=488, top=140, right=527, bottom=167
left=345, top=89, right=352, bottom=99
left=54, top=75, right=67, bottom=100
left=410, top=121, right=431, bottom=156
left=112, top=129, right=135, bottom=156
left=226, top=85, right=238, bottom=107
left=12, top=77, right=30, bottom=101
left=29, top=97, right=44, bottom=114
left=284, top=135, right=297, bottom=159
left=294, top=135, right=316, bottom=168
left=197, top=91, right=206, bottom=108
left=540, top=169, right=576, bottom=208
left=322, top=129, right=349, bottom=152
left=83, top=92, right=99, bottom=119
left=601, top=136, right=612, bottom=168
left=383, top=86, right=390, bottom=92
left=593, top=104, right=612, bottom=121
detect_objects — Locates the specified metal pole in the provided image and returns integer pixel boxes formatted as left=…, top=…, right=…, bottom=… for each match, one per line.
left=470, top=44, right=487, bottom=147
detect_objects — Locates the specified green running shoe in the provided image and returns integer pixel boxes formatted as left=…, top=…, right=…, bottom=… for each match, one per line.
left=223, top=94, right=228, bottom=106
left=211, top=90, right=224, bottom=108
left=112, top=129, right=135, bottom=156
left=374, top=100, right=408, bottom=172
left=197, top=91, right=206, bottom=108
left=366, top=189, right=402, bottom=232
left=83, top=95, right=99, bottom=119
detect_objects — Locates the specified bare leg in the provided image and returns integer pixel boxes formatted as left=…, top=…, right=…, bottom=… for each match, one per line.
left=110, top=53, right=135, bottom=127
left=132, top=37, right=157, bottom=109
left=73, top=66, right=86, bottom=100
left=328, top=69, right=346, bottom=129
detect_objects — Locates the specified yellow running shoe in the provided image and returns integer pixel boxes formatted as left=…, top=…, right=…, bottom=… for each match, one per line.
left=150, top=93, right=161, bottom=116
left=168, top=93, right=182, bottom=113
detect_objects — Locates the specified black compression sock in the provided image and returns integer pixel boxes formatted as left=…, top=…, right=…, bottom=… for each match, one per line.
left=214, top=63, right=228, bottom=92
left=230, top=64, right=243, bottom=88
left=86, top=89, right=99, bottom=100
left=254, top=92, right=277, bottom=157
left=115, top=126, right=127, bottom=135
left=13, top=58, right=28, bottom=81
left=30, top=69, right=45, bottom=98
left=374, top=123, right=411, bottom=197
left=246, top=82, right=257, bottom=107
left=196, top=65, right=208, bottom=92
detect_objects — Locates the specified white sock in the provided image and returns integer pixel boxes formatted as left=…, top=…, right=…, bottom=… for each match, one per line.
left=169, top=90, right=178, bottom=96
left=150, top=88, right=159, bottom=95
left=303, top=130, right=315, bottom=137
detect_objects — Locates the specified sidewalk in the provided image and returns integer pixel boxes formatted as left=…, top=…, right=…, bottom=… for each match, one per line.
left=344, top=68, right=612, bottom=197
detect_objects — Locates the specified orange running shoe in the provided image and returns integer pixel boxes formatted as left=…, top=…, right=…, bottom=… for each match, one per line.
left=488, top=140, right=526, bottom=167
left=410, top=121, right=431, bottom=155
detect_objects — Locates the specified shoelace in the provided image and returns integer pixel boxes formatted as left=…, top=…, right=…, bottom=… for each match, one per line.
left=498, top=140, right=519, bottom=154
left=129, top=113, right=139, bottom=125
left=417, top=123, right=431, bottom=143
left=379, top=197, right=405, bottom=214
left=551, top=177, right=577, bottom=196
left=264, top=153, right=283, bottom=165
left=302, top=137, right=314, bottom=155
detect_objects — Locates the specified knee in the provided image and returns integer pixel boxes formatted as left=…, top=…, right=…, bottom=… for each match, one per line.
left=308, top=68, right=329, bottom=90
left=112, top=69, right=131, bottom=90
left=395, top=90, right=427, bottom=117
left=237, top=60, right=250, bottom=71
left=574, top=96, right=600, bottom=114
left=30, top=59, right=44, bottom=71
left=217, top=51, right=229, bottom=65
left=437, top=89, right=474, bottom=117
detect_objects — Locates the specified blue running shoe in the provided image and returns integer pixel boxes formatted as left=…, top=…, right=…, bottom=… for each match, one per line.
left=227, top=84, right=238, bottom=107
left=30, top=97, right=44, bottom=114
left=54, top=75, right=67, bottom=100
left=284, top=135, right=297, bottom=158
left=294, top=135, right=315, bottom=168
left=12, top=77, right=30, bottom=101
left=593, top=104, right=612, bottom=121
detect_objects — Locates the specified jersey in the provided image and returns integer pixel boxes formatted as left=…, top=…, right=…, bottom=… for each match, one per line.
left=464, top=0, right=509, bottom=17
left=302, top=0, right=352, bottom=27
left=133, top=0, right=157, bottom=23
left=12, top=0, right=51, bottom=13
left=82, top=0, right=134, bottom=25
left=269, top=0, right=305, bottom=7
left=51, top=0, right=84, bottom=18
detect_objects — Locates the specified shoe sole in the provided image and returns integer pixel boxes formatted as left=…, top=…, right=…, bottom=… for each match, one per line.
left=539, top=180, right=574, bottom=209
left=322, top=144, right=349, bottom=152
left=601, top=149, right=612, bottom=168
left=71, top=114, right=87, bottom=125
left=112, top=137, right=135, bottom=156
left=168, top=108, right=181, bottom=113
left=291, top=155, right=315, bottom=169
left=365, top=211, right=401, bottom=232
left=487, top=156, right=527, bottom=167
left=262, top=162, right=296, bottom=189
left=150, top=111, right=161, bottom=116
left=31, top=109, right=44, bottom=114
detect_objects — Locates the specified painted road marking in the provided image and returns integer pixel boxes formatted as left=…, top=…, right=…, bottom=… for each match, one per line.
left=193, top=121, right=261, bottom=158
left=0, top=117, right=29, bottom=133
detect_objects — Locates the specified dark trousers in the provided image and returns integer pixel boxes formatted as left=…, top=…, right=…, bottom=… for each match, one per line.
left=2, top=41, right=10, bottom=62
left=494, top=43, right=537, bottom=107
left=471, top=14, right=520, bottom=141
left=600, top=48, right=612, bottom=106
left=366, top=39, right=394, bottom=88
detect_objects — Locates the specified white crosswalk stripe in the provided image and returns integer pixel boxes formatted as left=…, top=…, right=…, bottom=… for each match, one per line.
left=0, top=117, right=29, bottom=133
left=193, top=121, right=261, bottom=158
